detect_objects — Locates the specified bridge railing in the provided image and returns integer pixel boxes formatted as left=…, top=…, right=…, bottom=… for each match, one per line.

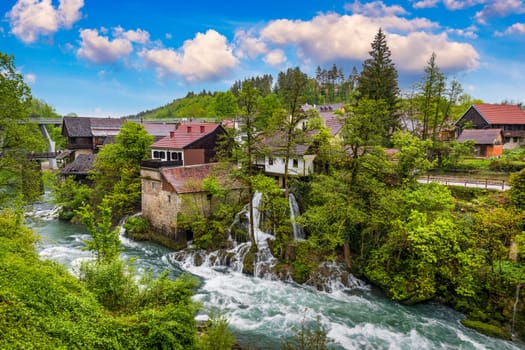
left=420, top=175, right=509, bottom=190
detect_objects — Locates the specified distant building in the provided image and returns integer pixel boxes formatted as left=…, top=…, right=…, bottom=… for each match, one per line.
left=455, top=104, right=525, bottom=149
left=61, top=117, right=125, bottom=159
left=150, top=122, right=226, bottom=165
left=59, top=154, right=95, bottom=183
left=456, top=128, right=504, bottom=158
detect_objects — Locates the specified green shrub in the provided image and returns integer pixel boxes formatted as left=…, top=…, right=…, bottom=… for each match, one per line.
left=461, top=320, right=511, bottom=341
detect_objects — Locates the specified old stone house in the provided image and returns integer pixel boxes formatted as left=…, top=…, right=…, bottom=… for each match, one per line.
left=141, top=162, right=241, bottom=242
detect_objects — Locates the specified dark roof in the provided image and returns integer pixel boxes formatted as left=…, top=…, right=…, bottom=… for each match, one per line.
left=152, top=122, right=222, bottom=149
left=473, top=104, right=525, bottom=125
left=262, top=131, right=312, bottom=156
left=457, top=128, right=503, bottom=145
left=60, top=154, right=95, bottom=175
left=62, top=117, right=125, bottom=137
left=63, top=117, right=92, bottom=137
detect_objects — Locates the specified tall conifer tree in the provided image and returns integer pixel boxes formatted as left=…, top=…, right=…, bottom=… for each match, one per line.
left=357, top=28, right=400, bottom=142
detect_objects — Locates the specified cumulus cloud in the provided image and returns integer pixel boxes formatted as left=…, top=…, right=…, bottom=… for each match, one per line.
left=389, top=32, right=479, bottom=72
left=6, top=0, right=83, bottom=43
left=257, top=12, right=471, bottom=72
left=140, top=29, right=239, bottom=82
left=113, top=26, right=150, bottom=44
left=77, top=28, right=133, bottom=64
left=443, top=0, right=487, bottom=10
left=346, top=0, right=408, bottom=17
left=475, top=0, right=525, bottom=24
left=263, top=49, right=286, bottom=66
left=412, top=0, right=439, bottom=9
left=495, top=22, right=525, bottom=36
left=234, top=29, right=268, bottom=59
left=447, top=25, right=478, bottom=39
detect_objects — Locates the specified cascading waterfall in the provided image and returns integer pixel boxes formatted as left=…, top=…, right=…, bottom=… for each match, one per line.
left=31, top=197, right=524, bottom=349
left=289, top=193, right=305, bottom=240
left=512, top=282, right=521, bottom=337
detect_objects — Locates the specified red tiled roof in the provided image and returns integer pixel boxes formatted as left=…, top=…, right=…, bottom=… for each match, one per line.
left=152, top=122, right=221, bottom=149
left=473, top=104, right=525, bottom=125
left=142, top=123, right=177, bottom=138
left=161, top=163, right=215, bottom=193
left=161, top=163, right=242, bottom=194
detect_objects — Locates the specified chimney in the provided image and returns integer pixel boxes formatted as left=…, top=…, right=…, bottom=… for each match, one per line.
left=169, top=131, right=175, bottom=138
left=200, top=125, right=205, bottom=133
left=187, top=126, right=192, bottom=133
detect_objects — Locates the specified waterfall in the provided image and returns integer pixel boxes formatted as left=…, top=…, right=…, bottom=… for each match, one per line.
left=511, top=282, right=521, bottom=337
left=289, top=193, right=305, bottom=240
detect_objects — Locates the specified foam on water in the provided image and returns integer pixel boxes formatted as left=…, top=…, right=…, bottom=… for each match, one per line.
left=30, top=204, right=523, bottom=350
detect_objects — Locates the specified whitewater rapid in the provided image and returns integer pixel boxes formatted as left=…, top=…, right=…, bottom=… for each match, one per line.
left=28, top=202, right=522, bottom=349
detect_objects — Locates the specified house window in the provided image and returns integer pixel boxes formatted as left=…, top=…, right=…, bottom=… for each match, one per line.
left=151, top=181, right=157, bottom=190
left=513, top=137, right=519, bottom=143
left=153, top=151, right=159, bottom=158
left=159, top=151, right=166, bottom=160
left=292, top=158, right=299, bottom=168
left=171, top=152, right=182, bottom=161
left=268, top=157, right=274, bottom=166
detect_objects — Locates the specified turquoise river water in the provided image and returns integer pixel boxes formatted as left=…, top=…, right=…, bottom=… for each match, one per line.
left=28, top=203, right=524, bottom=350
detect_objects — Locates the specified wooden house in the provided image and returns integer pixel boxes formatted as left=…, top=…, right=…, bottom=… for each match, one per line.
left=150, top=122, right=226, bottom=165
left=61, top=117, right=125, bottom=158
left=455, top=104, right=525, bottom=149
left=456, top=128, right=504, bottom=158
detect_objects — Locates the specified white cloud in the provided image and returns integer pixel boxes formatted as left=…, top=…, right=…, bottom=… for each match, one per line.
left=412, top=0, right=439, bottom=9
left=495, top=22, right=525, bottom=36
left=258, top=12, right=472, bottom=73
left=77, top=28, right=133, bottom=64
left=447, top=25, right=478, bottom=39
left=140, top=29, right=239, bottom=82
left=234, top=29, right=268, bottom=59
left=264, top=49, right=286, bottom=66
left=443, top=0, right=487, bottom=10
left=475, top=0, right=525, bottom=24
left=7, top=0, right=83, bottom=43
left=389, top=32, right=479, bottom=72
left=113, top=26, right=150, bottom=44
left=165, top=33, right=173, bottom=40
left=346, top=0, right=408, bottom=17
left=25, top=73, right=36, bottom=84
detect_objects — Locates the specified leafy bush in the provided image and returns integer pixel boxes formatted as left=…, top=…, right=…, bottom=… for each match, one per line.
left=461, top=320, right=511, bottom=340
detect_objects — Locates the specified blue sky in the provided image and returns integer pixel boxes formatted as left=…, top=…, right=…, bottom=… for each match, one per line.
left=1, top=0, right=524, bottom=117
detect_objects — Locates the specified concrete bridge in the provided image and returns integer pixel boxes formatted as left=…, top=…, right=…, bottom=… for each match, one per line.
left=25, top=117, right=63, bottom=169
left=418, top=175, right=510, bottom=191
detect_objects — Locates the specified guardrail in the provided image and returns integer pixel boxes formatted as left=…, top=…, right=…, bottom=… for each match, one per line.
left=419, top=176, right=510, bottom=191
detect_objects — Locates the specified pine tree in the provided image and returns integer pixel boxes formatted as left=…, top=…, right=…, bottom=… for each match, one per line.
left=357, top=28, right=400, bottom=142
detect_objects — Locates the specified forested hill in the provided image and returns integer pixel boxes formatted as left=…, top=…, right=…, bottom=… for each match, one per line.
left=125, top=91, right=219, bottom=120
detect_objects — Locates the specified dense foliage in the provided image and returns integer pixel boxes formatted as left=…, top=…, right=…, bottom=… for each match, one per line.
left=0, top=52, right=46, bottom=206
left=0, top=208, right=208, bottom=349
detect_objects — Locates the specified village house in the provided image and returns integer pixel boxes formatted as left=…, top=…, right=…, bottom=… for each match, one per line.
left=456, top=128, right=504, bottom=158
left=140, top=162, right=240, bottom=241
left=150, top=122, right=226, bottom=165
left=252, top=104, right=344, bottom=186
left=455, top=104, right=525, bottom=149
left=60, top=117, right=180, bottom=178
left=254, top=132, right=316, bottom=187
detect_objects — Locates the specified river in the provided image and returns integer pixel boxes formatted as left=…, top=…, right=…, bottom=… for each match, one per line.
left=27, top=202, right=523, bottom=350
